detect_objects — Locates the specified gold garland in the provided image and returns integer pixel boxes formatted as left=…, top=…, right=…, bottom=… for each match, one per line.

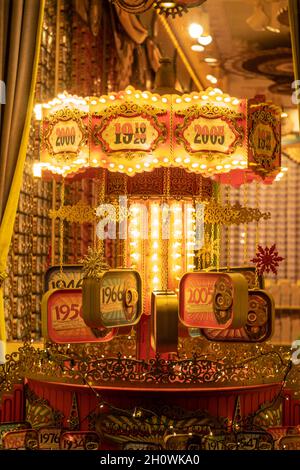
left=49, top=200, right=96, bottom=224
left=204, top=200, right=271, bottom=226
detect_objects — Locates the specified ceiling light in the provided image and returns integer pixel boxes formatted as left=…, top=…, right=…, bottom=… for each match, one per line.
left=206, top=74, right=218, bottom=84
left=204, top=57, right=218, bottom=64
left=266, top=25, right=280, bottom=33
left=160, top=2, right=176, bottom=7
left=198, top=35, right=213, bottom=46
left=281, top=112, right=288, bottom=118
left=191, top=44, right=205, bottom=52
left=189, top=23, right=204, bottom=39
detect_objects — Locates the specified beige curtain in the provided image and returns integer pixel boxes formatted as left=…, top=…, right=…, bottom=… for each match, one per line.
left=0, top=0, right=44, bottom=362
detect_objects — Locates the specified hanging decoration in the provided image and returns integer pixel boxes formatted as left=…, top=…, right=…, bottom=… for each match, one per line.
left=41, top=288, right=118, bottom=343
left=154, top=0, right=207, bottom=17
left=251, top=244, right=284, bottom=275
left=178, top=272, right=248, bottom=329
left=204, top=200, right=271, bottom=225
left=202, top=289, right=275, bottom=343
left=35, top=88, right=281, bottom=183
left=151, top=290, right=178, bottom=353
left=111, top=0, right=155, bottom=14
left=82, top=269, right=142, bottom=328
left=111, top=0, right=206, bottom=17
left=80, top=247, right=110, bottom=279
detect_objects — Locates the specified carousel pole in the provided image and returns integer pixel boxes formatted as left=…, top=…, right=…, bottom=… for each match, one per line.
left=51, top=0, right=61, bottom=266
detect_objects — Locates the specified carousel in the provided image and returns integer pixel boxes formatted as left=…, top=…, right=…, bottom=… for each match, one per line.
left=0, top=57, right=300, bottom=451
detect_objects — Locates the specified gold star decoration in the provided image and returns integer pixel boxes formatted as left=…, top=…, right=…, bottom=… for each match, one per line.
left=80, top=247, right=109, bottom=279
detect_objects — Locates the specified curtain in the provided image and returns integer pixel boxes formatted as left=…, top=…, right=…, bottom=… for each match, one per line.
left=0, top=0, right=44, bottom=363
left=289, top=0, right=300, bottom=127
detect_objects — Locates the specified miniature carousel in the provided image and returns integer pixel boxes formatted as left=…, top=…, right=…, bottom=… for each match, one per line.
left=1, top=60, right=300, bottom=451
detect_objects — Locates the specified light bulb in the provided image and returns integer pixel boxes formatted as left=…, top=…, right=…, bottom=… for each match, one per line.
left=198, top=35, right=213, bottom=46
left=188, top=23, right=204, bottom=39
left=191, top=44, right=205, bottom=52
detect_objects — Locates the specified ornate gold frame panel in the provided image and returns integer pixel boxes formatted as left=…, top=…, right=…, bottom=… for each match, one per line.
left=42, top=108, right=88, bottom=162
left=92, top=102, right=167, bottom=159
left=248, top=104, right=281, bottom=174
left=175, top=104, right=245, bottom=160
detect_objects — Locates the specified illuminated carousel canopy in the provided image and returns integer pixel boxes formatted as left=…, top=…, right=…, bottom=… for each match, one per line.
left=34, top=86, right=281, bottom=185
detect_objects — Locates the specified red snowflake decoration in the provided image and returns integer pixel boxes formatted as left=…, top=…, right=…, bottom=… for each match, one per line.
left=251, top=244, right=284, bottom=275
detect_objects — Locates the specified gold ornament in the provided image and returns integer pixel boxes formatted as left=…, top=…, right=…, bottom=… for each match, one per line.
left=204, top=200, right=271, bottom=226
left=49, top=199, right=129, bottom=225
left=49, top=201, right=96, bottom=224
left=79, top=247, right=109, bottom=279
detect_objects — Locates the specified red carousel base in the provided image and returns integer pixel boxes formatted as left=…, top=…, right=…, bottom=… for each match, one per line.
left=24, top=378, right=288, bottom=448
left=26, top=378, right=283, bottom=428
left=1, top=379, right=300, bottom=450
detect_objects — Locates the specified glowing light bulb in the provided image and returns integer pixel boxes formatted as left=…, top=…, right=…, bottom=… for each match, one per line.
left=204, top=57, right=218, bottom=64
left=160, top=2, right=176, bottom=7
left=206, top=74, right=218, bottom=84
left=33, top=163, right=42, bottom=177
left=198, top=35, right=213, bottom=46
left=191, top=44, right=204, bottom=52
left=34, top=104, right=42, bottom=120
left=189, top=23, right=204, bottom=39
